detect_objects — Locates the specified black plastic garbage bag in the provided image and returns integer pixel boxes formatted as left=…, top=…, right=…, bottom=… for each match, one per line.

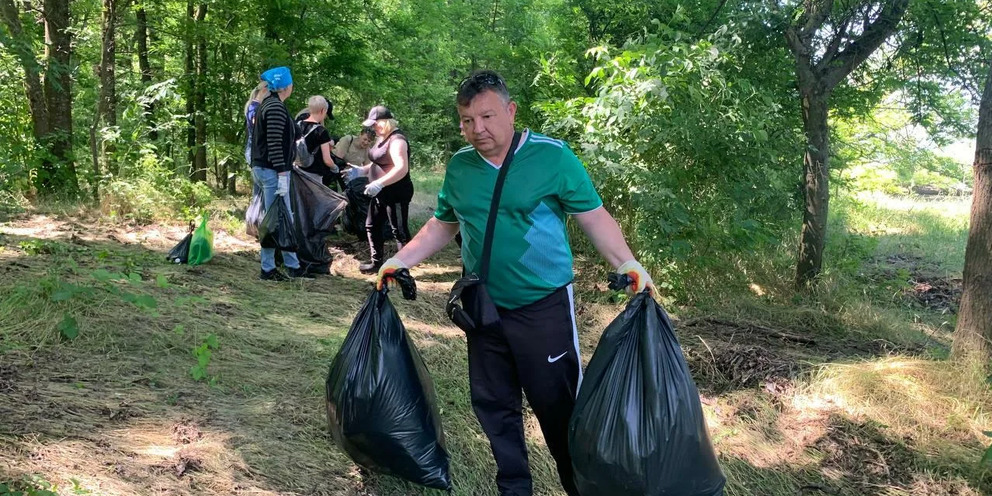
left=258, top=194, right=297, bottom=252
left=342, top=176, right=370, bottom=236
left=325, top=273, right=451, bottom=490
left=569, top=291, right=725, bottom=496
left=341, top=176, right=392, bottom=240
left=245, top=186, right=265, bottom=239
left=290, top=169, right=347, bottom=274
left=166, top=221, right=195, bottom=264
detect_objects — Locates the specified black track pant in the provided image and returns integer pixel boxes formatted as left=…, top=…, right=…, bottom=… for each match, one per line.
left=366, top=196, right=411, bottom=264
left=467, top=285, right=582, bottom=496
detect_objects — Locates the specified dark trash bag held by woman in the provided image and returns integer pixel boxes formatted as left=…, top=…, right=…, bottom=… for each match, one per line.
left=569, top=291, right=726, bottom=496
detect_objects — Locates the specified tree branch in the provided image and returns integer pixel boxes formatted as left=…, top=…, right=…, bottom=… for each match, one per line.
left=696, top=0, right=730, bottom=37
left=929, top=4, right=981, bottom=102
left=821, top=0, right=909, bottom=90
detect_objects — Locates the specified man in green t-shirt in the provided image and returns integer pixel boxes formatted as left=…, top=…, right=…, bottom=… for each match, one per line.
left=375, top=70, right=654, bottom=496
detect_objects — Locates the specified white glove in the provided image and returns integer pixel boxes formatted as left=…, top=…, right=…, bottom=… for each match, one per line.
left=617, top=260, right=655, bottom=295
left=364, top=179, right=384, bottom=197
left=276, top=173, right=289, bottom=196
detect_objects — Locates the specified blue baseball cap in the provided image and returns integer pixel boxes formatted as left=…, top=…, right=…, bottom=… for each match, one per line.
left=261, top=66, right=293, bottom=91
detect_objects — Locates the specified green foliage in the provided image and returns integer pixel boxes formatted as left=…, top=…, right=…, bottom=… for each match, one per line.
left=542, top=21, right=801, bottom=297
left=190, top=333, right=219, bottom=383
left=100, top=149, right=213, bottom=222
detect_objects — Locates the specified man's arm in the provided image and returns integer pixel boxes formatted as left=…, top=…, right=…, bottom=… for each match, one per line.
left=394, top=217, right=459, bottom=266
left=572, top=206, right=634, bottom=268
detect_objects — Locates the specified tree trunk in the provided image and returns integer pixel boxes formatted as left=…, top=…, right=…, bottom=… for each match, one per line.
left=135, top=5, right=157, bottom=140
left=796, top=88, right=831, bottom=288
left=97, top=0, right=118, bottom=176
left=952, top=58, right=992, bottom=362
left=40, top=0, right=77, bottom=196
left=0, top=0, right=49, bottom=141
left=184, top=0, right=196, bottom=178
left=191, top=3, right=208, bottom=183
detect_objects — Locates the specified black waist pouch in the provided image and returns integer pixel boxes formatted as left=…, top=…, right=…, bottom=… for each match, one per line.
left=446, top=274, right=500, bottom=333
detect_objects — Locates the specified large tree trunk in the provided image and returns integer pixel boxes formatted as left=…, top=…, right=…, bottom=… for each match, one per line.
left=191, top=3, right=208, bottom=183
left=41, top=0, right=77, bottom=196
left=135, top=5, right=157, bottom=141
left=784, top=0, right=909, bottom=290
left=0, top=0, right=49, bottom=141
left=184, top=0, right=196, bottom=178
left=796, top=88, right=831, bottom=287
left=952, top=58, right=992, bottom=361
left=97, top=0, right=118, bottom=176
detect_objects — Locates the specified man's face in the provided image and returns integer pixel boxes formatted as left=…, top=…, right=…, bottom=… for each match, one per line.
left=457, top=90, right=516, bottom=158
left=358, top=134, right=372, bottom=148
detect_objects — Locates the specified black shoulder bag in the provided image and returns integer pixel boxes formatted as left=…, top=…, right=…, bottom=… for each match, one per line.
left=445, top=131, right=522, bottom=334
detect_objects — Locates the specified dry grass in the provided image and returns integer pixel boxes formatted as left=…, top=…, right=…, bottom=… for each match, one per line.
left=0, top=190, right=989, bottom=495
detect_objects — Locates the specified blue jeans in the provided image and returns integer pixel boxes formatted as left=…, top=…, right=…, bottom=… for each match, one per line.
left=252, top=166, right=299, bottom=271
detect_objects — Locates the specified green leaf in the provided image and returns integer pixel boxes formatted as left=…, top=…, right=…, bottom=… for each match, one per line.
left=155, top=274, right=170, bottom=288
left=981, top=444, right=992, bottom=467
left=91, top=269, right=121, bottom=282
left=204, top=333, right=219, bottom=350
left=50, top=287, right=76, bottom=302
left=133, top=294, right=158, bottom=309
left=173, top=325, right=185, bottom=336
left=127, top=272, right=143, bottom=284
left=57, top=314, right=79, bottom=340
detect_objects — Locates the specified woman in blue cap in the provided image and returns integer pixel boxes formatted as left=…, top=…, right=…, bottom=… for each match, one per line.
left=249, top=66, right=311, bottom=280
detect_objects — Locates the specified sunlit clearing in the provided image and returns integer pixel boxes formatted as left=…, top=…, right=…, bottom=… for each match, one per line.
left=793, top=357, right=992, bottom=448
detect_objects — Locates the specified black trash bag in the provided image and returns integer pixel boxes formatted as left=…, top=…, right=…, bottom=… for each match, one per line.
left=342, top=176, right=392, bottom=240
left=258, top=194, right=297, bottom=252
left=245, top=186, right=265, bottom=239
left=569, top=291, right=726, bottom=496
left=166, top=221, right=195, bottom=264
left=290, top=169, right=347, bottom=274
left=325, top=274, right=451, bottom=491
left=342, top=176, right=371, bottom=236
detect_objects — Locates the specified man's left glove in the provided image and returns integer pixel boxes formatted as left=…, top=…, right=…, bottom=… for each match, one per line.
left=376, top=257, right=408, bottom=291
left=616, top=260, right=654, bottom=295
left=276, top=172, right=290, bottom=196
left=364, top=179, right=384, bottom=197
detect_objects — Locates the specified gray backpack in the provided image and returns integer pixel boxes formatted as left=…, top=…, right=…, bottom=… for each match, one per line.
left=294, top=124, right=318, bottom=168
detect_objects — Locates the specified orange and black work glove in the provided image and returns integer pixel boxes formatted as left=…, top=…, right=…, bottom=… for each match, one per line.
left=376, top=257, right=409, bottom=291
left=616, top=260, right=654, bottom=295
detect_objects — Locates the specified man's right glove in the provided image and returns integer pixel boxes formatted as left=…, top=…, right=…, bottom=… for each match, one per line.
left=276, top=172, right=290, bottom=196
left=376, top=257, right=409, bottom=291
left=616, top=260, right=655, bottom=295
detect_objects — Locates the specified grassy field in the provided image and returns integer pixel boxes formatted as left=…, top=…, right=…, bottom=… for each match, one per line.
left=1, top=180, right=990, bottom=495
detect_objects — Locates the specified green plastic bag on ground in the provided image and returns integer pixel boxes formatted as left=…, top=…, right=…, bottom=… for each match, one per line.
left=188, top=212, right=214, bottom=265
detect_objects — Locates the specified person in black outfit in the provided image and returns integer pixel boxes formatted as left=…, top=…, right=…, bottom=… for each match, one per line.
left=357, top=106, right=414, bottom=273
left=296, top=96, right=340, bottom=186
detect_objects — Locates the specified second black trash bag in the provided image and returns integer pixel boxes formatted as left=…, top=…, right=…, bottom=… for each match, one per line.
left=325, top=284, right=451, bottom=490
left=569, top=292, right=726, bottom=496
left=245, top=186, right=264, bottom=239
left=257, top=195, right=297, bottom=251
left=289, top=169, right=347, bottom=274
left=166, top=221, right=195, bottom=264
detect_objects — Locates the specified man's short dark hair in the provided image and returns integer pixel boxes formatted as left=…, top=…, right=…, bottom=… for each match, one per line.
left=456, top=70, right=510, bottom=107
left=360, top=126, right=375, bottom=138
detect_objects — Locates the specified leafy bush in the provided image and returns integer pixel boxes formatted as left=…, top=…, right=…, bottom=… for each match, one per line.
left=100, top=148, right=213, bottom=223
left=540, top=22, right=801, bottom=297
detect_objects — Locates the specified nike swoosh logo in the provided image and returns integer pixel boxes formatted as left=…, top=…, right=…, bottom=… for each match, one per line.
left=547, top=352, right=567, bottom=363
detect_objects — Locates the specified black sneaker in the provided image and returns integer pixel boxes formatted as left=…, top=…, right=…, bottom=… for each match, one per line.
left=288, top=266, right=315, bottom=279
left=260, top=268, right=289, bottom=281
left=359, top=261, right=381, bottom=274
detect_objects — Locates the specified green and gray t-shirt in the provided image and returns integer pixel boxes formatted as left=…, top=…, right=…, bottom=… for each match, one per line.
left=434, top=130, right=603, bottom=309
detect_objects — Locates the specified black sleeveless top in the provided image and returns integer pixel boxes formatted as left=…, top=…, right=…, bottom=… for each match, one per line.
left=370, top=130, right=413, bottom=197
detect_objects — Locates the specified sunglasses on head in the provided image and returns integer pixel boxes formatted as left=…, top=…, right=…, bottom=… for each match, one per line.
left=459, top=72, right=506, bottom=91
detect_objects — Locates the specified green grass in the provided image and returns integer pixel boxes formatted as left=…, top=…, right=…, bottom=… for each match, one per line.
left=0, top=184, right=988, bottom=496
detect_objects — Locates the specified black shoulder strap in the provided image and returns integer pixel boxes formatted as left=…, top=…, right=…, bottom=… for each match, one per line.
left=479, top=131, right=522, bottom=278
